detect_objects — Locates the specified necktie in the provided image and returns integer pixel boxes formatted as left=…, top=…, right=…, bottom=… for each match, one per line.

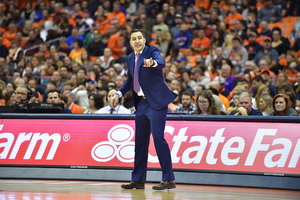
left=110, top=108, right=114, bottom=114
left=133, top=53, right=141, bottom=93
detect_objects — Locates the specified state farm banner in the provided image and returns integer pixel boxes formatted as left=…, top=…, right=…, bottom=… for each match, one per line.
left=0, top=119, right=299, bottom=176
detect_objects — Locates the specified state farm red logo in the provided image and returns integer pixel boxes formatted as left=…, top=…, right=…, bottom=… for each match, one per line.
left=91, top=124, right=135, bottom=162
left=91, top=124, right=300, bottom=170
left=0, top=124, right=69, bottom=160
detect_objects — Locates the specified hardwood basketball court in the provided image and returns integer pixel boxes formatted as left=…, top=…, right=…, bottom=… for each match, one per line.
left=1, top=179, right=299, bottom=200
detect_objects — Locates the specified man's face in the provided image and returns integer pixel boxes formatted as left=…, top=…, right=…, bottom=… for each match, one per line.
left=115, top=76, right=124, bottom=87
left=47, top=92, right=60, bottom=103
left=259, top=60, right=268, bottom=70
left=86, top=81, right=96, bottom=92
left=170, top=80, right=180, bottom=90
left=221, top=66, right=230, bottom=78
left=181, top=94, right=192, bottom=108
left=60, top=67, right=68, bottom=78
left=15, top=87, right=28, bottom=103
left=52, top=71, right=61, bottom=82
left=107, top=90, right=117, bottom=105
left=232, top=40, right=240, bottom=49
left=198, top=30, right=205, bottom=38
left=215, top=47, right=223, bottom=57
left=238, top=96, right=252, bottom=113
left=76, top=69, right=85, bottom=79
left=263, top=40, right=271, bottom=49
left=249, top=35, right=256, bottom=43
left=28, top=80, right=36, bottom=89
left=130, top=31, right=146, bottom=53
left=64, top=57, right=72, bottom=66
left=252, top=80, right=261, bottom=89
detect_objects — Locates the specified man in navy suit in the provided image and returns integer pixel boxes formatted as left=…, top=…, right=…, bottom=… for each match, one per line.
left=111, top=29, right=176, bottom=190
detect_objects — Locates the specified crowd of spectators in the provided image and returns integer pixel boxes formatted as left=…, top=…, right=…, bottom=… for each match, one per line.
left=0, top=0, right=300, bottom=116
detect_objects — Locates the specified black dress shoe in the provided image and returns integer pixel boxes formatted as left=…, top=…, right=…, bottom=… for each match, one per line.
left=121, top=181, right=145, bottom=189
left=152, top=181, right=176, bottom=190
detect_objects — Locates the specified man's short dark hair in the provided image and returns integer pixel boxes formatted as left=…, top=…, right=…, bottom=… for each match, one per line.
left=182, top=91, right=193, bottom=98
left=252, top=75, right=263, bottom=83
left=129, top=29, right=146, bottom=40
left=232, top=37, right=241, bottom=43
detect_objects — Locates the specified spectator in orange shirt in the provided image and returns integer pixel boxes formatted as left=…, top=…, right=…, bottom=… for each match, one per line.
left=107, top=1, right=126, bottom=27
left=94, top=14, right=110, bottom=35
left=191, top=28, right=210, bottom=57
left=107, top=26, right=127, bottom=61
left=69, top=39, right=86, bottom=61
left=3, top=21, right=17, bottom=42
left=71, top=2, right=84, bottom=20
left=64, top=90, right=83, bottom=113
left=34, top=43, right=51, bottom=59
left=16, top=31, right=26, bottom=49
left=225, top=4, right=244, bottom=30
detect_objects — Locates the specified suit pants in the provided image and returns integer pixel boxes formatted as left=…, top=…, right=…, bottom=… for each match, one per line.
left=132, top=98, right=175, bottom=183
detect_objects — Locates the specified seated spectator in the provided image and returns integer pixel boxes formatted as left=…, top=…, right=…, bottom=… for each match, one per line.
left=194, top=90, right=220, bottom=115
left=258, top=94, right=273, bottom=116
left=225, top=3, right=243, bottom=30
left=4, top=91, right=16, bottom=106
left=271, top=28, right=289, bottom=59
left=258, top=21, right=272, bottom=39
left=63, top=90, right=83, bottom=114
left=24, top=30, right=43, bottom=57
left=34, top=43, right=51, bottom=59
left=86, top=29, right=102, bottom=56
left=106, top=1, right=126, bottom=27
left=21, top=2, right=36, bottom=21
left=191, top=28, right=210, bottom=57
left=3, top=21, right=17, bottom=42
left=69, top=39, right=85, bottom=61
left=221, top=64, right=235, bottom=93
left=66, top=28, right=84, bottom=50
left=84, top=94, right=104, bottom=114
left=14, top=84, right=32, bottom=104
left=209, top=81, right=230, bottom=110
left=96, top=89, right=131, bottom=114
left=229, top=92, right=263, bottom=115
left=29, top=90, right=41, bottom=104
left=226, top=93, right=239, bottom=114
left=99, top=47, right=116, bottom=71
left=268, top=94, right=298, bottom=116
left=245, top=31, right=263, bottom=61
left=276, top=71, right=290, bottom=86
left=71, top=78, right=97, bottom=110
left=277, top=82, right=297, bottom=108
left=174, top=23, right=192, bottom=49
left=74, top=15, right=89, bottom=36
left=228, top=37, right=248, bottom=74
left=174, top=91, right=195, bottom=114
left=4, top=82, right=16, bottom=96
left=257, top=0, right=281, bottom=23
left=7, top=40, right=23, bottom=65
left=253, top=36, right=279, bottom=71
left=46, top=90, right=72, bottom=113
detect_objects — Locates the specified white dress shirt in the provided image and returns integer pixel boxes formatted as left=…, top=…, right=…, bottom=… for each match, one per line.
left=95, top=105, right=132, bottom=114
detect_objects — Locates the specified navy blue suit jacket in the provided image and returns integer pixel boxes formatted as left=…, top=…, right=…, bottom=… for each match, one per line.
left=119, top=45, right=176, bottom=110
